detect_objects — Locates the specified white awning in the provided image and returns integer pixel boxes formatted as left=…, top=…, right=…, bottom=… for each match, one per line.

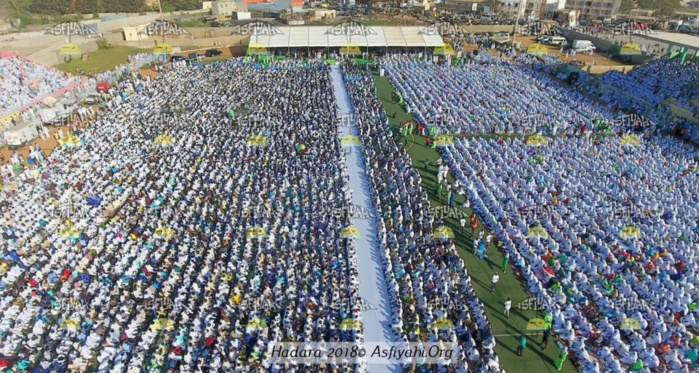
left=327, top=32, right=349, bottom=47
left=249, top=26, right=443, bottom=50
left=402, top=27, right=426, bottom=47
left=365, top=27, right=386, bottom=47
left=268, top=27, right=290, bottom=48
left=288, top=27, right=309, bottom=47
left=383, top=27, right=406, bottom=47
left=422, top=32, right=444, bottom=47
left=308, top=27, right=328, bottom=47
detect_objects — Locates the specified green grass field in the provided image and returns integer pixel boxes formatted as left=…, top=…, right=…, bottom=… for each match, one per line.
left=54, top=46, right=144, bottom=75
left=372, top=72, right=578, bottom=373
left=358, top=19, right=397, bottom=26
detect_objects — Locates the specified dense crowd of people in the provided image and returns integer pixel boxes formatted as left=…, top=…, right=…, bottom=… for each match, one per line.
left=385, top=50, right=699, bottom=372
left=440, top=134, right=699, bottom=372
left=576, top=58, right=699, bottom=142
left=0, top=59, right=371, bottom=372
left=0, top=57, right=78, bottom=120
left=3, top=41, right=699, bottom=373
left=342, top=63, right=497, bottom=372
left=381, top=55, right=616, bottom=135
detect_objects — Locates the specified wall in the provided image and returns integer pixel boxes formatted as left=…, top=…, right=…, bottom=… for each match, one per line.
left=463, top=25, right=518, bottom=33
left=558, top=28, right=614, bottom=52
left=95, top=14, right=163, bottom=33
left=122, top=34, right=249, bottom=49
left=585, top=65, right=635, bottom=74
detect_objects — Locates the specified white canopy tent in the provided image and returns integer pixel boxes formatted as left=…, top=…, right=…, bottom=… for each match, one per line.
left=250, top=26, right=444, bottom=52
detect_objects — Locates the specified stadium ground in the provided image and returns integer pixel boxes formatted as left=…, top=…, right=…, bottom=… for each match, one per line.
left=373, top=72, right=579, bottom=373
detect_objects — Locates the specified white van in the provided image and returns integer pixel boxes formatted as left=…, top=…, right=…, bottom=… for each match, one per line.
left=548, top=36, right=567, bottom=46
left=572, top=39, right=596, bottom=52
left=4, top=122, right=39, bottom=149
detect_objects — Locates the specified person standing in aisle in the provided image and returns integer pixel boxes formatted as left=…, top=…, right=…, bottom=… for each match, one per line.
left=491, top=272, right=499, bottom=293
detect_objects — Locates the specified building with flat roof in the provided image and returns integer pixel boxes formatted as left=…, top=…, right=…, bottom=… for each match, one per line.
left=249, top=25, right=444, bottom=52
left=564, top=0, right=620, bottom=20
left=237, top=0, right=304, bottom=13
left=212, top=1, right=246, bottom=16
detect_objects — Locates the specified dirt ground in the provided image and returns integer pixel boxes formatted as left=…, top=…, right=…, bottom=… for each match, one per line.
left=518, top=36, right=624, bottom=66
left=1, top=124, right=71, bottom=164
left=452, top=35, right=624, bottom=67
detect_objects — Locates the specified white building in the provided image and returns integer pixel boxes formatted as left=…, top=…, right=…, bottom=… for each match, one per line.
left=212, top=1, right=241, bottom=16
left=499, top=0, right=564, bottom=19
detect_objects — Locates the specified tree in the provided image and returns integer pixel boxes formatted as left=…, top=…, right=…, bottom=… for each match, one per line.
left=656, top=0, right=681, bottom=17
left=161, top=0, right=200, bottom=11
left=618, top=0, right=634, bottom=14
left=6, top=0, right=33, bottom=17
left=489, top=0, right=503, bottom=15
left=635, top=0, right=655, bottom=9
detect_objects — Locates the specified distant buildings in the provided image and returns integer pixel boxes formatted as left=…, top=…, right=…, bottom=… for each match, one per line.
left=564, top=0, right=620, bottom=19
left=212, top=1, right=245, bottom=16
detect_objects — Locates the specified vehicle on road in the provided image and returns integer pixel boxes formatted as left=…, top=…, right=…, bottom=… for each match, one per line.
left=205, top=49, right=223, bottom=57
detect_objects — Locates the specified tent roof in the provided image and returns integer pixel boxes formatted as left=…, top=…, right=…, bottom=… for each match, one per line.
left=249, top=26, right=444, bottom=49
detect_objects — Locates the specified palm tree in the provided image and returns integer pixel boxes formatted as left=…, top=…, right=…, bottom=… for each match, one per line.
left=489, top=0, right=504, bottom=15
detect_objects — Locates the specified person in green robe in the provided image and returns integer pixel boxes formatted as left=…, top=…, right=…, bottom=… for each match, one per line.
left=554, top=349, right=568, bottom=370
left=446, top=189, right=452, bottom=204
left=631, top=358, right=643, bottom=371
left=502, top=252, right=509, bottom=273
left=516, top=336, right=527, bottom=356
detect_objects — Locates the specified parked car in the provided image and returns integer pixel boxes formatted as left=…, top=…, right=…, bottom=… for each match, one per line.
left=205, top=49, right=223, bottom=57
left=548, top=36, right=567, bottom=46
left=170, top=55, right=186, bottom=62
left=83, top=94, right=99, bottom=105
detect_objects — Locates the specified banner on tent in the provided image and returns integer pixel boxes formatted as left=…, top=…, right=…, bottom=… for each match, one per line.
left=325, top=21, right=376, bottom=36
left=140, top=22, right=190, bottom=37
left=418, top=22, right=468, bottom=37
left=233, top=21, right=283, bottom=36
left=45, top=22, right=97, bottom=36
